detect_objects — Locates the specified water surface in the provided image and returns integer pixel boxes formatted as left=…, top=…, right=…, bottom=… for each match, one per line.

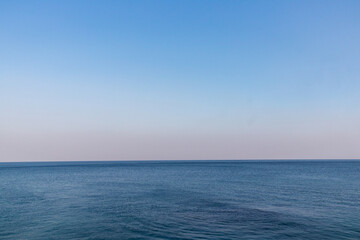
left=1, top=160, right=359, bottom=239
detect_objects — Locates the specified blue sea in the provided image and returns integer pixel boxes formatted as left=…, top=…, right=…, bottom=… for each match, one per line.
left=0, top=160, right=360, bottom=239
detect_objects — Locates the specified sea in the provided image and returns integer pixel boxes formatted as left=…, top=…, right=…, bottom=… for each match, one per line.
left=0, top=160, right=359, bottom=239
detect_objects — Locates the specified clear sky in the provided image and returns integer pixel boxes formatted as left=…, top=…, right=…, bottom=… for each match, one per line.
left=1, top=0, right=360, bottom=161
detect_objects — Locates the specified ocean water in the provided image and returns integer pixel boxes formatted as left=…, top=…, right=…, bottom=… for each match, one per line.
left=0, top=161, right=360, bottom=240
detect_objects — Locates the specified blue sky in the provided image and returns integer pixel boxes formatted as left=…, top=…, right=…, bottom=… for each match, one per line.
left=1, top=0, right=360, bottom=161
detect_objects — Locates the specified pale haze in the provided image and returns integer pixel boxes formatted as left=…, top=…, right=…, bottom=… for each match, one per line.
left=1, top=0, right=360, bottom=161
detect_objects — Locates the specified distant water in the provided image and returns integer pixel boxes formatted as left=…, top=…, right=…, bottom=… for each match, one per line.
left=1, top=161, right=360, bottom=239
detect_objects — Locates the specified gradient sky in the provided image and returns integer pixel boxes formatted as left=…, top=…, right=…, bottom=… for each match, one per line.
left=1, top=0, right=360, bottom=161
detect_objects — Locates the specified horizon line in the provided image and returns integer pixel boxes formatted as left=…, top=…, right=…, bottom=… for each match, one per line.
left=1, top=159, right=360, bottom=163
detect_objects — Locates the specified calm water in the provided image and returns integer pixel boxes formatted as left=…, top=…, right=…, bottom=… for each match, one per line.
left=0, top=160, right=360, bottom=239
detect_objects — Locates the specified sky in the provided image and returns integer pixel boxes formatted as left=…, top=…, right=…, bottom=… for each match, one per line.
left=1, top=0, right=360, bottom=161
